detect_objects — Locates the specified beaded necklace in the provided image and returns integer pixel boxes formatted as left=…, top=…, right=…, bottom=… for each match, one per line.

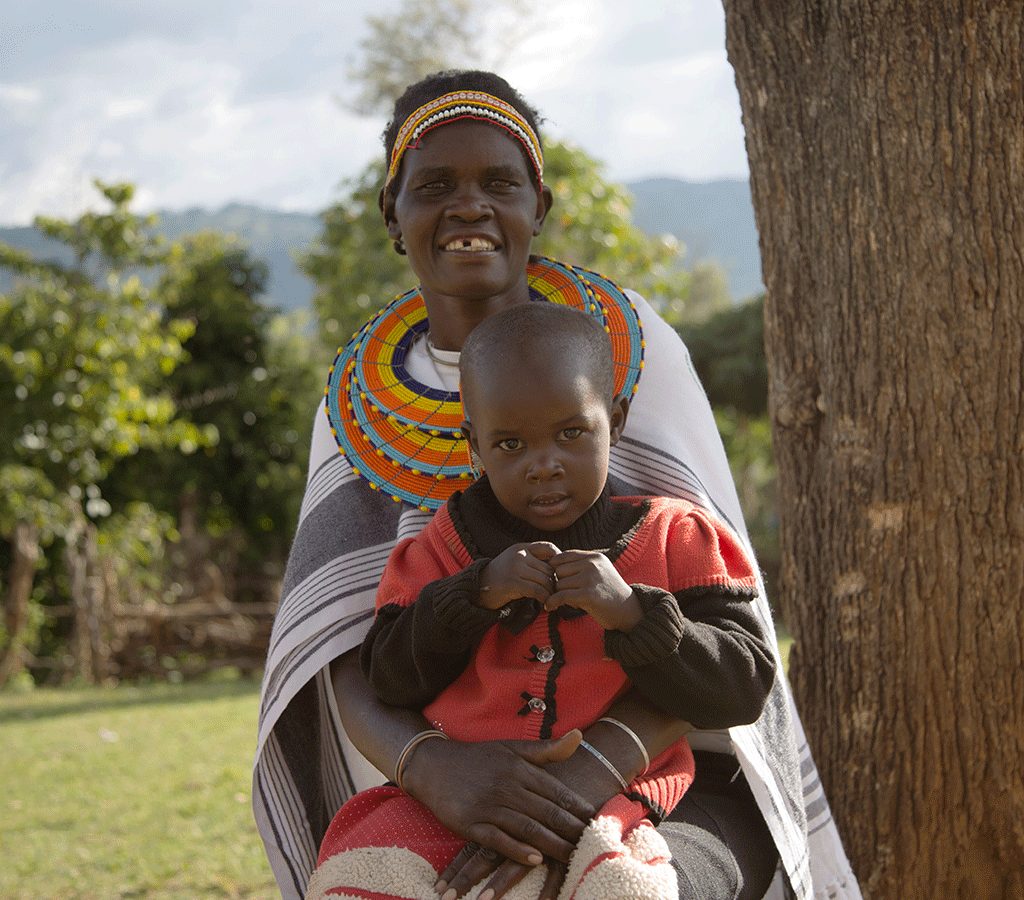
left=324, top=257, right=645, bottom=511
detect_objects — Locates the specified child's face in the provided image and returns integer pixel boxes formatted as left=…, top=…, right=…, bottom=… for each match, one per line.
left=462, top=358, right=628, bottom=532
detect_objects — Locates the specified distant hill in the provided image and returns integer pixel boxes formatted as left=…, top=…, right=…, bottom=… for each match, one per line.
left=627, top=178, right=763, bottom=302
left=0, top=180, right=762, bottom=308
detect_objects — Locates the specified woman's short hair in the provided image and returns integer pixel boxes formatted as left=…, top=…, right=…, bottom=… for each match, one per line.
left=382, top=70, right=545, bottom=194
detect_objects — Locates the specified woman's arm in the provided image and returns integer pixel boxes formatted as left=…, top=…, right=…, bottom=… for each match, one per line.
left=331, top=647, right=596, bottom=866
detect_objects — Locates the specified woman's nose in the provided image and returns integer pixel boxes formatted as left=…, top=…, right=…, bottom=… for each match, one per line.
left=447, top=183, right=492, bottom=221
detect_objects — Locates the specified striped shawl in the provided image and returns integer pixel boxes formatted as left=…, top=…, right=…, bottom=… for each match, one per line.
left=253, top=290, right=860, bottom=899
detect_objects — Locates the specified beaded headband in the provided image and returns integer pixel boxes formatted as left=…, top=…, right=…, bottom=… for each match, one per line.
left=384, top=90, right=544, bottom=192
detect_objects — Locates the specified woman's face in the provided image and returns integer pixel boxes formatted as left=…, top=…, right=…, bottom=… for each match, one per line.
left=385, top=119, right=551, bottom=308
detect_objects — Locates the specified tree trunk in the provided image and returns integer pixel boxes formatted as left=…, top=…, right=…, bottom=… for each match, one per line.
left=0, top=520, right=41, bottom=686
left=723, top=2, right=1023, bottom=897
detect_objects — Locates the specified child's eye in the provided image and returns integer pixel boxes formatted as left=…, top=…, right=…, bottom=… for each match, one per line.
left=497, top=438, right=522, bottom=452
left=560, top=427, right=583, bottom=440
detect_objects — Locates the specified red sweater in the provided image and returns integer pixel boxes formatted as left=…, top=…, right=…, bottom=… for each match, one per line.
left=361, top=480, right=773, bottom=820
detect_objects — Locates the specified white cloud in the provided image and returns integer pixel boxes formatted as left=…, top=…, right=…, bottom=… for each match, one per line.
left=0, top=0, right=748, bottom=225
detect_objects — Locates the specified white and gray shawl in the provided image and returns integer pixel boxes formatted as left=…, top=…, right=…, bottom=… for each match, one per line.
left=253, top=292, right=861, bottom=899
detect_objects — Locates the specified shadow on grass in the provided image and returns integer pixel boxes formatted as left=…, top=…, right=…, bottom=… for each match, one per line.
left=0, top=677, right=262, bottom=725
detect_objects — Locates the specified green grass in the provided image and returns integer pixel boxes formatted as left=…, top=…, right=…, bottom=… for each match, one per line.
left=0, top=677, right=277, bottom=899
left=0, top=636, right=795, bottom=899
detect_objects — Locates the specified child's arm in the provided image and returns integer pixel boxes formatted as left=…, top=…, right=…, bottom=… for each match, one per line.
left=545, top=507, right=776, bottom=730
left=603, top=585, right=775, bottom=729
left=360, top=555, right=497, bottom=708
left=360, top=538, right=560, bottom=708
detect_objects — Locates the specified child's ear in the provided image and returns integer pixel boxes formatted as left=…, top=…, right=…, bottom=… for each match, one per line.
left=609, top=396, right=630, bottom=446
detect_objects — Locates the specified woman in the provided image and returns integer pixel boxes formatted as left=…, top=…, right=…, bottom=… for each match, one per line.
left=254, top=70, right=859, bottom=900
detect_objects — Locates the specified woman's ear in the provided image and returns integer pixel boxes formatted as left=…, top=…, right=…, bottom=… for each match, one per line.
left=380, top=187, right=400, bottom=240
left=608, top=396, right=630, bottom=446
left=533, top=183, right=554, bottom=236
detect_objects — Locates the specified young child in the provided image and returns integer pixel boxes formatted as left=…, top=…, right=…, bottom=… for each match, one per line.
left=309, top=303, right=775, bottom=899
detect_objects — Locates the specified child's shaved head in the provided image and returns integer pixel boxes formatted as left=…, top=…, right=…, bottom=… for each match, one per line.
left=459, top=303, right=616, bottom=418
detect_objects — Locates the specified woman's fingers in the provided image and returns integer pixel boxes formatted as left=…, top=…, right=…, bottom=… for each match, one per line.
left=435, top=842, right=484, bottom=893
left=481, top=858, right=535, bottom=899
left=538, top=859, right=568, bottom=900
left=463, top=806, right=577, bottom=864
left=435, top=843, right=503, bottom=898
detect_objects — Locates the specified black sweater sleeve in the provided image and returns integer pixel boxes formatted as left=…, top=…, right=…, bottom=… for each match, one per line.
left=604, top=584, right=776, bottom=729
left=359, top=558, right=500, bottom=708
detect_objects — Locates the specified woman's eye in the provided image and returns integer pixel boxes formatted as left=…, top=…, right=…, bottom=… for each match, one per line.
left=560, top=427, right=583, bottom=440
left=497, top=438, right=522, bottom=452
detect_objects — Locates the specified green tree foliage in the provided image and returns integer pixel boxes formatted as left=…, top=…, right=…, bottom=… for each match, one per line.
left=679, top=295, right=779, bottom=599
left=0, top=182, right=201, bottom=533
left=301, top=163, right=409, bottom=349
left=0, top=181, right=204, bottom=682
left=108, top=232, right=321, bottom=564
left=679, top=294, right=767, bottom=415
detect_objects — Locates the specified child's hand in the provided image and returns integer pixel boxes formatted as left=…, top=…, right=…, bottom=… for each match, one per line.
left=477, top=542, right=561, bottom=611
left=545, top=550, right=643, bottom=632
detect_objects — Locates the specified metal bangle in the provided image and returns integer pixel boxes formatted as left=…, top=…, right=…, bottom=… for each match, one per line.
left=579, top=739, right=629, bottom=792
left=394, top=729, right=449, bottom=792
left=598, top=716, right=651, bottom=774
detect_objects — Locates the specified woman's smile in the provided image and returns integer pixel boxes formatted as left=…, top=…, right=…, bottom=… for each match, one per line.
left=441, top=236, right=497, bottom=252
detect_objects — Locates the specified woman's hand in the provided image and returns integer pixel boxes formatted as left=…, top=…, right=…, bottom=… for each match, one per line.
left=434, top=736, right=627, bottom=899
left=401, top=727, right=595, bottom=868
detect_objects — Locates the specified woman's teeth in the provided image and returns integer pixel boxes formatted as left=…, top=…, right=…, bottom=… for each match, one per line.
left=444, top=238, right=495, bottom=251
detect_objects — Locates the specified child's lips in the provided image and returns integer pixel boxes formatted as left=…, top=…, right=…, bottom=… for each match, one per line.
left=529, top=493, right=571, bottom=516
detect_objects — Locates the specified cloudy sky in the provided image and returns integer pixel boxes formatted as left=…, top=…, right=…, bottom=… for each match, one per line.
left=0, top=0, right=748, bottom=226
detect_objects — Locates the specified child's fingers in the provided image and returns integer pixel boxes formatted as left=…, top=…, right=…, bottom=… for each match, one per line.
left=543, top=588, right=588, bottom=612
left=548, top=548, right=594, bottom=566
left=524, top=541, right=561, bottom=560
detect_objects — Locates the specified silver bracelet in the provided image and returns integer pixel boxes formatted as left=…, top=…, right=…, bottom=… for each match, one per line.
left=394, top=729, right=448, bottom=792
left=598, top=716, right=651, bottom=774
left=579, top=739, right=629, bottom=791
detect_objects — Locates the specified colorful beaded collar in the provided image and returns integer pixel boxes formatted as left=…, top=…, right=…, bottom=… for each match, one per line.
left=324, top=257, right=644, bottom=511
left=384, top=90, right=544, bottom=192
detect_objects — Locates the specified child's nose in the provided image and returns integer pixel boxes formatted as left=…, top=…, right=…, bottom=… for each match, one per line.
left=527, top=451, right=564, bottom=482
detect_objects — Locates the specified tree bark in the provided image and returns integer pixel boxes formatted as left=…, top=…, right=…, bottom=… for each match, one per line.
left=0, top=521, right=41, bottom=686
left=723, top=2, right=1024, bottom=897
